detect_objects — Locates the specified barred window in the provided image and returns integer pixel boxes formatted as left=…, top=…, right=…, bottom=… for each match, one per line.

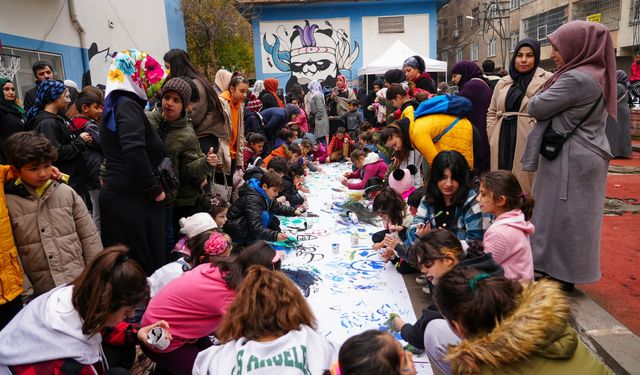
left=510, top=32, right=520, bottom=52
left=471, top=41, right=480, bottom=61
left=523, top=6, right=567, bottom=45
left=488, top=38, right=496, bottom=57
left=573, top=0, right=620, bottom=31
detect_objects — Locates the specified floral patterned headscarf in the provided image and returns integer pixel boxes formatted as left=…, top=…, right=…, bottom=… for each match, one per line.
left=103, top=49, right=167, bottom=131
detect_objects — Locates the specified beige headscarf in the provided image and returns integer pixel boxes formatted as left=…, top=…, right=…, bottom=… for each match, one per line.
left=214, top=69, right=233, bottom=93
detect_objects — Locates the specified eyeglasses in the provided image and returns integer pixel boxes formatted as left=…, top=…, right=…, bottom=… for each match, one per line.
left=421, top=256, right=448, bottom=268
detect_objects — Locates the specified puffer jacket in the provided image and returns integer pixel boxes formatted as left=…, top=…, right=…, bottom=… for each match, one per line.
left=0, top=166, right=23, bottom=304
left=446, top=280, right=611, bottom=375
left=147, top=111, right=214, bottom=207
left=224, top=178, right=296, bottom=243
left=4, top=180, right=102, bottom=296
left=405, top=112, right=474, bottom=169
left=345, top=152, right=388, bottom=190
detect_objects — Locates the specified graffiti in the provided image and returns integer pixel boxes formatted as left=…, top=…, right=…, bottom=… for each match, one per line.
left=261, top=18, right=359, bottom=90
left=83, top=42, right=115, bottom=87
left=295, top=244, right=325, bottom=263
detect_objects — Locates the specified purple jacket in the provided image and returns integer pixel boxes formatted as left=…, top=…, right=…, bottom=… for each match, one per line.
left=346, top=153, right=388, bottom=190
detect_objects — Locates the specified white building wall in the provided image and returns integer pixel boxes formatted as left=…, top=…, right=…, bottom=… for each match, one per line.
left=361, top=14, right=431, bottom=65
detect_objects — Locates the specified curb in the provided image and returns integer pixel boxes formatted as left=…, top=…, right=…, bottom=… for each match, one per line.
left=571, top=289, right=640, bottom=375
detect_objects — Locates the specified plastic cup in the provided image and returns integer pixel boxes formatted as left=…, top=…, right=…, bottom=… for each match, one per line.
left=332, top=243, right=340, bottom=254
left=146, top=327, right=170, bottom=350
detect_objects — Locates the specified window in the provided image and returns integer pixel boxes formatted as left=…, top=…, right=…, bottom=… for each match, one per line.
left=0, top=46, right=64, bottom=100
left=511, top=0, right=520, bottom=10
left=378, top=16, right=405, bottom=33
left=456, top=49, right=464, bottom=62
left=572, top=0, right=620, bottom=30
left=510, top=32, right=520, bottom=52
left=456, top=15, right=463, bottom=31
left=523, top=6, right=567, bottom=44
left=537, top=25, right=548, bottom=41
left=633, top=0, right=640, bottom=25
left=439, top=20, right=449, bottom=39
left=471, top=7, right=480, bottom=26
left=442, top=52, right=449, bottom=65
left=471, top=41, right=480, bottom=61
left=487, top=38, right=496, bottom=57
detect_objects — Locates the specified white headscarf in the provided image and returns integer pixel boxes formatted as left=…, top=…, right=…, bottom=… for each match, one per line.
left=309, top=80, right=323, bottom=97
left=253, top=80, right=264, bottom=95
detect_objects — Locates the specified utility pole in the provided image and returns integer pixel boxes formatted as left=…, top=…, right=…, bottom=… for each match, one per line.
left=481, top=0, right=511, bottom=68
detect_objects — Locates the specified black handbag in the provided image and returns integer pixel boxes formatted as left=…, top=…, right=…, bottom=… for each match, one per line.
left=155, top=157, right=180, bottom=200
left=540, top=95, right=602, bottom=160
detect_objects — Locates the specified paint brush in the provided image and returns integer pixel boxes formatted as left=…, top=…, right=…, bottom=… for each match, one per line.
left=429, top=211, right=444, bottom=228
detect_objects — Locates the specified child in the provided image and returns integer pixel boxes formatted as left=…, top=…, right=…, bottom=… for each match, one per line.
left=141, top=242, right=283, bottom=374
left=386, top=84, right=418, bottom=123
left=281, top=162, right=306, bottom=207
left=0, top=247, right=167, bottom=374
left=434, top=268, right=611, bottom=375
left=388, top=166, right=417, bottom=200
left=335, top=330, right=416, bottom=375
left=272, top=127, right=294, bottom=151
left=326, top=127, right=354, bottom=162
left=478, top=170, right=535, bottom=281
left=224, top=171, right=303, bottom=244
left=243, top=155, right=290, bottom=182
left=289, top=98, right=308, bottom=133
left=289, top=123, right=301, bottom=140
left=306, top=133, right=328, bottom=163
left=71, top=90, right=104, bottom=228
left=264, top=143, right=301, bottom=166
left=194, top=265, right=335, bottom=374
left=333, top=99, right=363, bottom=138
left=341, top=149, right=387, bottom=190
left=407, top=186, right=426, bottom=217
left=207, top=196, right=230, bottom=228
left=3, top=132, right=102, bottom=296
left=243, top=132, right=266, bottom=169
left=390, top=230, right=501, bottom=374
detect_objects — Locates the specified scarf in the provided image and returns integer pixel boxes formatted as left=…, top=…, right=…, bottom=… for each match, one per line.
left=284, top=103, right=301, bottom=120
left=214, top=69, right=232, bottom=93
left=542, top=21, right=617, bottom=118
left=0, top=78, right=26, bottom=119
left=336, top=75, right=348, bottom=92
left=264, top=78, right=284, bottom=108
left=252, top=80, right=264, bottom=95
left=505, top=38, right=541, bottom=113
left=103, top=49, right=167, bottom=132
left=308, top=80, right=323, bottom=97
left=451, top=61, right=484, bottom=89
left=26, top=80, right=66, bottom=120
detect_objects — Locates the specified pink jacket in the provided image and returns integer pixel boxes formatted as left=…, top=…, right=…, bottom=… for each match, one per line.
left=311, top=142, right=328, bottom=163
left=483, top=209, right=535, bottom=281
left=346, top=153, right=388, bottom=190
left=141, top=264, right=236, bottom=352
left=293, top=109, right=308, bottom=133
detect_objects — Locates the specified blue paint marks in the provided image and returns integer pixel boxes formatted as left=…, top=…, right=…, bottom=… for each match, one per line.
left=350, top=260, right=384, bottom=272
left=358, top=250, right=369, bottom=257
left=282, top=268, right=321, bottom=297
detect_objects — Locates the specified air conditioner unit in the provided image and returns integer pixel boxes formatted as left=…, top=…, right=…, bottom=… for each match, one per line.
left=453, top=30, right=460, bottom=39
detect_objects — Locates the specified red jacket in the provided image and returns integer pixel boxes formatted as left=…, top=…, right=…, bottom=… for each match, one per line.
left=631, top=62, right=640, bottom=83
left=326, top=134, right=354, bottom=156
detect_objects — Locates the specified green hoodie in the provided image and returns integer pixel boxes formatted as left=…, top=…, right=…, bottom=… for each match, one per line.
left=147, top=111, right=214, bottom=207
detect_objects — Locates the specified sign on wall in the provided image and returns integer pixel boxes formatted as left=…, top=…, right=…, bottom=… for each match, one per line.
left=260, top=18, right=360, bottom=91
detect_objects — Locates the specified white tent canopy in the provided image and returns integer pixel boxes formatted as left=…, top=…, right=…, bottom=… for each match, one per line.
left=357, top=40, right=447, bottom=76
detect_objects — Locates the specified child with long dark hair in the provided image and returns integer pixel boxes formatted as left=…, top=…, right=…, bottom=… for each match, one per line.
left=434, top=267, right=610, bottom=375
left=193, top=265, right=335, bottom=374
left=478, top=170, right=536, bottom=281
left=0, top=247, right=168, bottom=374
left=334, top=330, right=416, bottom=375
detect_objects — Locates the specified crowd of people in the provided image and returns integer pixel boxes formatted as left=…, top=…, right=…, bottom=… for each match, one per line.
left=0, top=20, right=626, bottom=375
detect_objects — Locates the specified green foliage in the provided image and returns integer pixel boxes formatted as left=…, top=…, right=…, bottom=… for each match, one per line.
left=214, top=35, right=254, bottom=73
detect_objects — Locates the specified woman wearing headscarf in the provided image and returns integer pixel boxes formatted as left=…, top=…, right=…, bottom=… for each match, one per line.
left=521, top=21, right=617, bottom=290
left=307, top=80, right=330, bottom=144
left=0, top=79, right=26, bottom=163
left=605, top=70, right=633, bottom=158
left=261, top=104, right=302, bottom=144
left=164, top=49, right=226, bottom=155
left=486, top=39, right=553, bottom=193
left=328, top=74, right=356, bottom=116
left=260, top=78, right=284, bottom=110
left=246, top=80, right=264, bottom=113
left=403, top=55, right=436, bottom=94
left=451, top=61, right=492, bottom=174
left=213, top=69, right=232, bottom=96
left=99, top=49, right=168, bottom=275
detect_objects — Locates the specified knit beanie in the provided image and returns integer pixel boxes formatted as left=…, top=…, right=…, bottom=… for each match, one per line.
left=179, top=212, right=217, bottom=238
left=161, top=77, right=192, bottom=107
left=403, top=55, right=426, bottom=73
left=389, top=165, right=417, bottom=196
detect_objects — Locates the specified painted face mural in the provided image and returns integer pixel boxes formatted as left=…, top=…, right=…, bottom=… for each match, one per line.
left=262, top=19, right=359, bottom=91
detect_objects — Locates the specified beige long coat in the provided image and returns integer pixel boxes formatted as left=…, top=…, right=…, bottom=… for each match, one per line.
left=486, top=67, right=552, bottom=193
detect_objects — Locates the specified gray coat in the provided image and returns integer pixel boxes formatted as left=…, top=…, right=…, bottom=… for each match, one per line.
left=605, top=82, right=633, bottom=158
left=309, top=93, right=329, bottom=139
left=522, top=70, right=612, bottom=284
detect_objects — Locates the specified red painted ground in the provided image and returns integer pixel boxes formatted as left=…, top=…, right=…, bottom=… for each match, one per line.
left=579, top=146, right=640, bottom=335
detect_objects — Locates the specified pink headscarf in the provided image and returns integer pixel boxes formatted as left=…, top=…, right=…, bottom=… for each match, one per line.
left=543, top=21, right=617, bottom=118
left=336, top=75, right=348, bottom=91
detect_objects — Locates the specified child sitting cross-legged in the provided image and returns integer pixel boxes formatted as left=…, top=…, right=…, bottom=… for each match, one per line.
left=326, top=127, right=354, bottom=162
left=224, top=171, right=303, bottom=244
left=341, top=149, right=387, bottom=190
left=3, top=132, right=102, bottom=297
left=193, top=265, right=336, bottom=374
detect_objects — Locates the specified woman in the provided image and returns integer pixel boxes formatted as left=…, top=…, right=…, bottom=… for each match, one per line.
left=605, top=70, right=633, bottom=158
left=451, top=61, right=492, bottom=175
left=328, top=75, right=356, bottom=116
left=141, top=242, right=283, bottom=375
left=308, top=79, right=330, bottom=144
left=99, top=48, right=167, bottom=275
left=0, top=78, right=25, bottom=163
left=0, top=247, right=168, bottom=374
left=193, top=265, right=335, bottom=374
left=261, top=78, right=284, bottom=109
left=408, top=150, right=491, bottom=243
left=261, top=104, right=301, bottom=144
left=213, top=69, right=232, bottom=96
left=163, top=49, right=226, bottom=155
left=434, top=267, right=611, bottom=375
left=403, top=55, right=436, bottom=94
left=521, top=21, right=616, bottom=290
left=246, top=79, right=264, bottom=113
left=486, top=39, right=553, bottom=193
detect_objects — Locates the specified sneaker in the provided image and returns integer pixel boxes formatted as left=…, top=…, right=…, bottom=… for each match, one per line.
left=422, top=286, right=431, bottom=295
left=415, top=275, right=428, bottom=285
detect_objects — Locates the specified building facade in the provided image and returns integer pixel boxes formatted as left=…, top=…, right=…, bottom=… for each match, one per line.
left=0, top=0, right=186, bottom=99
left=238, top=0, right=444, bottom=92
left=438, top=0, right=639, bottom=76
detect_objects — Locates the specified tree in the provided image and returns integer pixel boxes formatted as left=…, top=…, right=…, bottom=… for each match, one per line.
left=180, top=0, right=255, bottom=78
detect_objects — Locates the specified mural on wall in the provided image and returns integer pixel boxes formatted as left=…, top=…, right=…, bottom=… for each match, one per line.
left=82, top=42, right=115, bottom=88
left=261, top=18, right=359, bottom=91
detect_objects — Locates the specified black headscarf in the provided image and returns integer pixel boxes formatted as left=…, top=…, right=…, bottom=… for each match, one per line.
left=505, top=38, right=541, bottom=112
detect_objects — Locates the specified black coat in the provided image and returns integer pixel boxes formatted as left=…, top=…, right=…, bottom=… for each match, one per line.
left=259, top=91, right=283, bottom=111
left=281, top=175, right=304, bottom=206
left=0, top=104, right=25, bottom=163
left=24, top=111, right=89, bottom=193
left=23, top=87, right=37, bottom=112
left=224, top=181, right=296, bottom=243
left=414, top=74, right=436, bottom=94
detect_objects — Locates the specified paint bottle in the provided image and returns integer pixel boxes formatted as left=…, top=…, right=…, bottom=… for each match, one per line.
left=348, top=212, right=358, bottom=224
left=351, top=231, right=359, bottom=246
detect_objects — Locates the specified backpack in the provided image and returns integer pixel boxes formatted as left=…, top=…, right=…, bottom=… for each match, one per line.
left=413, top=94, right=472, bottom=120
